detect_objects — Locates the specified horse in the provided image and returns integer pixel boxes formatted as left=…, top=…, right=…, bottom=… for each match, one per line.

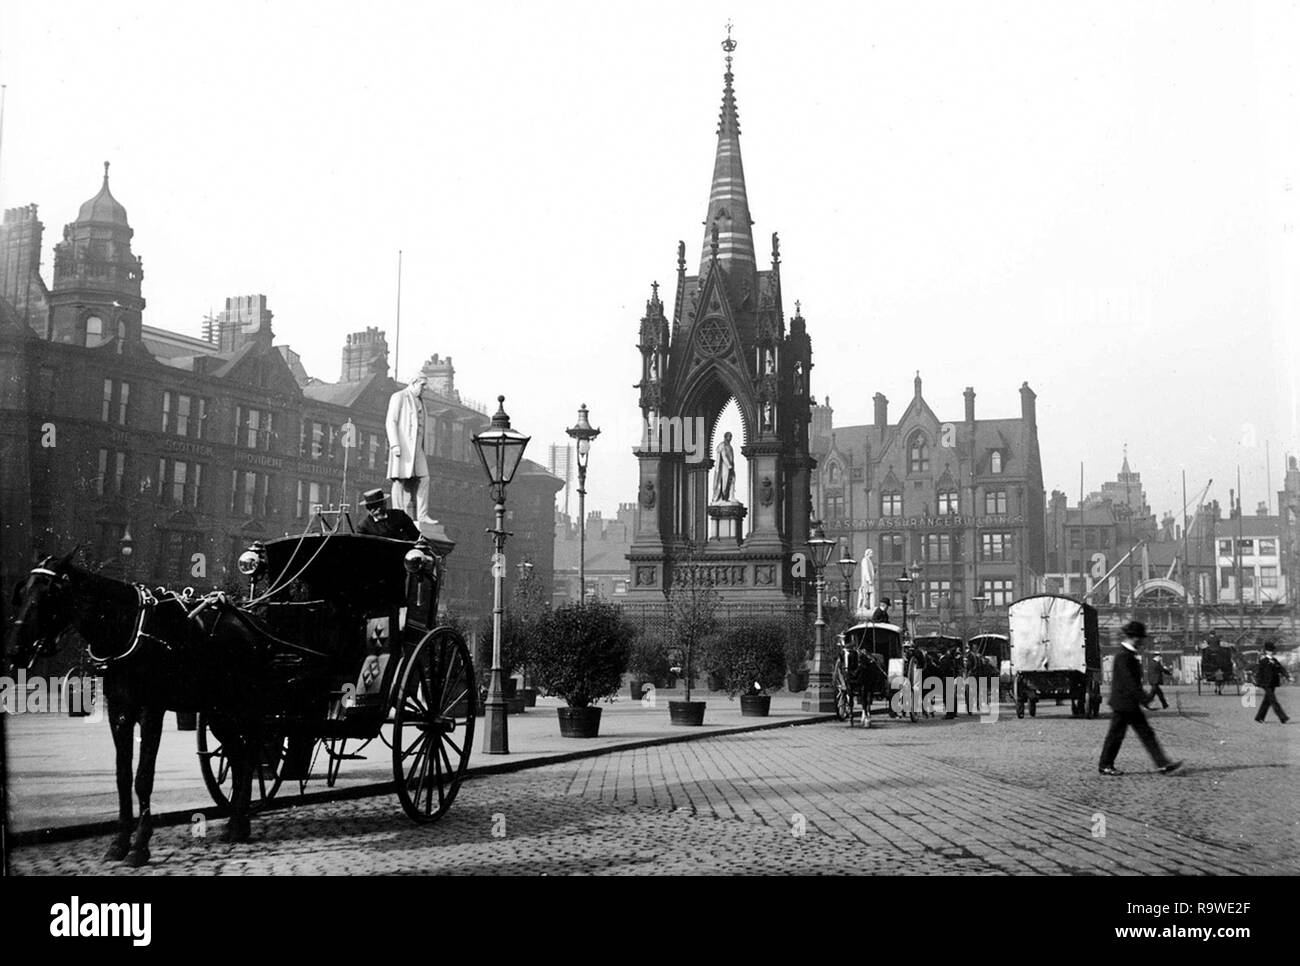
left=833, top=640, right=892, bottom=727
left=5, top=551, right=279, bottom=863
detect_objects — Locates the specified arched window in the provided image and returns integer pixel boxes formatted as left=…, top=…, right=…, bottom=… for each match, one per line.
left=991, top=451, right=1003, bottom=474
left=908, top=432, right=929, bottom=474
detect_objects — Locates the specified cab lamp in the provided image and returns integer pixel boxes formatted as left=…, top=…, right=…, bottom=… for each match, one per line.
left=404, top=547, right=436, bottom=576
left=237, top=548, right=265, bottom=577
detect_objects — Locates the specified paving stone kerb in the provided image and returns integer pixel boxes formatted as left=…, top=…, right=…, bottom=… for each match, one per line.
left=6, top=690, right=833, bottom=843
left=11, top=685, right=1296, bottom=876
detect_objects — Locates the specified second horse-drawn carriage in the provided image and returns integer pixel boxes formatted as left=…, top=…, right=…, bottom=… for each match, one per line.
left=832, top=621, right=902, bottom=725
left=1197, top=641, right=1241, bottom=695
left=1007, top=594, right=1102, bottom=719
left=968, top=632, right=1012, bottom=701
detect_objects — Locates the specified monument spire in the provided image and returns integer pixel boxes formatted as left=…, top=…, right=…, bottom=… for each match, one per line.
left=699, top=22, right=756, bottom=275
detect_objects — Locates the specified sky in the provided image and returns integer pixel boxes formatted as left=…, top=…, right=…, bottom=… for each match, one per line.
left=1, top=0, right=1296, bottom=525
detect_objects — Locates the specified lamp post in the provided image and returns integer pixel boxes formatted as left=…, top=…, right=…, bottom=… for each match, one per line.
left=801, top=520, right=839, bottom=712
left=472, top=395, right=531, bottom=755
left=897, top=569, right=914, bottom=644
left=838, top=543, right=857, bottom=615
left=971, top=594, right=990, bottom=639
left=119, top=528, right=135, bottom=583
left=565, top=404, right=600, bottom=602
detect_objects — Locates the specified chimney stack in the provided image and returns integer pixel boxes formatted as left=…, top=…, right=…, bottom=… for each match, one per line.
left=1019, top=381, right=1037, bottom=427
left=964, top=386, right=976, bottom=423
left=340, top=326, right=390, bottom=382
left=873, top=393, right=888, bottom=431
left=420, top=353, right=458, bottom=400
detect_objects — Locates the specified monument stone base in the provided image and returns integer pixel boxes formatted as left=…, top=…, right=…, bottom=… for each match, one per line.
left=707, top=502, right=747, bottom=545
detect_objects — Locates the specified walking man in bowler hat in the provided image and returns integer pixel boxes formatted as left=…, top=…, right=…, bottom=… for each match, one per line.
left=1098, top=621, right=1183, bottom=776
left=1253, top=642, right=1291, bottom=723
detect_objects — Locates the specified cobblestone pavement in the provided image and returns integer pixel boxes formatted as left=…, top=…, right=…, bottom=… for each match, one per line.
left=11, top=687, right=1296, bottom=875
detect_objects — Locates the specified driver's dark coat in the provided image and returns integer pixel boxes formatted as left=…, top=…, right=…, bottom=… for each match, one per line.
left=357, top=509, right=419, bottom=541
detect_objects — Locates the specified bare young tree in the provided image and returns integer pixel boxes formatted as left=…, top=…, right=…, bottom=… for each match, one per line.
left=666, top=540, right=721, bottom=703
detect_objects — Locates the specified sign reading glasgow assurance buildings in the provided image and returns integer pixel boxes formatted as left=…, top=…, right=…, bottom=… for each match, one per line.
left=829, top=515, right=1026, bottom=530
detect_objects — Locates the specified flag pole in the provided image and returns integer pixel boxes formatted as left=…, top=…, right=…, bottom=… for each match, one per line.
left=393, top=250, right=403, bottom=378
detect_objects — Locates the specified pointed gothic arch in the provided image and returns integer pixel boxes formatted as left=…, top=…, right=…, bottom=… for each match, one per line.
left=907, top=429, right=930, bottom=475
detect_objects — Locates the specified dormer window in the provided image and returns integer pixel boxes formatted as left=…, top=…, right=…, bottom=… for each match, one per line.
left=908, top=432, right=929, bottom=474
left=990, top=451, right=1003, bottom=474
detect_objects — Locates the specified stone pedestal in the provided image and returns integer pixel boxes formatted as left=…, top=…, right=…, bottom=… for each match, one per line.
left=707, top=502, right=747, bottom=544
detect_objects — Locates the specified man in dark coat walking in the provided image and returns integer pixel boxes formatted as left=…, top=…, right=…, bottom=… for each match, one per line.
left=1098, top=621, right=1182, bottom=776
left=1253, top=642, right=1291, bottom=723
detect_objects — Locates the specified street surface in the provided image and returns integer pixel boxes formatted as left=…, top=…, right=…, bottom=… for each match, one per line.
left=10, top=686, right=1297, bottom=875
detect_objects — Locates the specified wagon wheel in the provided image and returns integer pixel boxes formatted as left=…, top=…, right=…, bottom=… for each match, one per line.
left=196, top=713, right=286, bottom=814
left=392, top=626, right=476, bottom=823
left=832, top=662, right=850, bottom=722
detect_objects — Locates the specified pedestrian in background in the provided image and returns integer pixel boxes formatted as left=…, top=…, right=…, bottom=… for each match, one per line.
left=1253, top=642, right=1291, bottom=724
left=1098, top=621, right=1182, bottom=777
left=1145, top=654, right=1169, bottom=710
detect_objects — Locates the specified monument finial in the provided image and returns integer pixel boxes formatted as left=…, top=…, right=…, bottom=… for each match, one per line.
left=722, top=20, right=736, bottom=66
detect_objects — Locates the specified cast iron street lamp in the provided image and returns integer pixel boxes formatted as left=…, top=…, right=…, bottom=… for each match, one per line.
left=971, top=594, right=990, bottom=638
left=472, top=396, right=531, bottom=755
left=119, top=528, right=135, bottom=583
left=897, top=564, right=921, bottom=643
left=801, top=521, right=839, bottom=712
left=565, top=404, right=601, bottom=602
left=838, top=542, right=857, bottom=614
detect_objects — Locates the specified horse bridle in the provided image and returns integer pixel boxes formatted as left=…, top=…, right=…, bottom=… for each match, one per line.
left=13, top=563, right=172, bottom=667
left=8, top=565, right=72, bottom=666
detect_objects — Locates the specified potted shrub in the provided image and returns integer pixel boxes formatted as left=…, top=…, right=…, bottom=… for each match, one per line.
left=530, top=600, right=634, bottom=737
left=709, top=620, right=788, bottom=716
left=628, top=633, right=671, bottom=701
left=665, top=542, right=720, bottom=726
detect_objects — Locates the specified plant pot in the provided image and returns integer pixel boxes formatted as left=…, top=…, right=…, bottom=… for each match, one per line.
left=175, top=711, right=198, bottom=731
left=557, top=706, right=602, bottom=738
left=740, top=694, right=771, bottom=717
left=521, top=687, right=537, bottom=708
left=669, top=700, right=706, bottom=726
left=629, top=679, right=645, bottom=700
left=505, top=695, right=526, bottom=715
left=786, top=671, right=808, bottom=693
left=503, top=678, right=518, bottom=699
left=707, top=673, right=723, bottom=692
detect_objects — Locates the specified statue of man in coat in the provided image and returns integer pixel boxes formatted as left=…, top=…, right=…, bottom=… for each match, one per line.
left=386, top=375, right=434, bottom=523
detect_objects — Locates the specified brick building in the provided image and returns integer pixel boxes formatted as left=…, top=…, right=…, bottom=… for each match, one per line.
left=553, top=505, right=635, bottom=604
left=1041, top=456, right=1297, bottom=649
left=0, top=169, right=560, bottom=625
left=808, top=375, right=1045, bottom=634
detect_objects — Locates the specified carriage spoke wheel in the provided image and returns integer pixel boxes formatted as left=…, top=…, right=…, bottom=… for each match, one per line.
left=832, top=664, right=850, bottom=722
left=195, top=713, right=286, bottom=814
left=393, top=627, right=476, bottom=823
